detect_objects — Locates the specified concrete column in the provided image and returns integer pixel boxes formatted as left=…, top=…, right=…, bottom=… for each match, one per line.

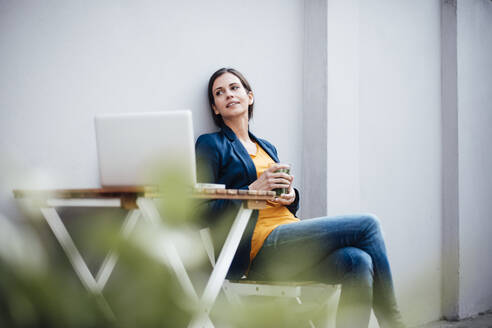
left=441, top=0, right=460, bottom=320
left=455, top=0, right=492, bottom=318
left=302, top=0, right=361, bottom=219
left=442, top=0, right=492, bottom=319
left=302, top=0, right=328, bottom=218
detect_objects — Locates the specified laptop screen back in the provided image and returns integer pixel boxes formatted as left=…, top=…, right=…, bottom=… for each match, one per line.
left=94, top=111, right=196, bottom=187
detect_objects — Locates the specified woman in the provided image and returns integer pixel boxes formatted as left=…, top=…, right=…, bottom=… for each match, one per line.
left=195, top=68, right=406, bottom=328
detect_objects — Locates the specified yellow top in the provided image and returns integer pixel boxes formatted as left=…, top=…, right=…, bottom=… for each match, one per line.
left=249, top=143, right=300, bottom=262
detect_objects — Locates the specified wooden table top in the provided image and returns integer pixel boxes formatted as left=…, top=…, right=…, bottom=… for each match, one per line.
left=13, top=187, right=276, bottom=201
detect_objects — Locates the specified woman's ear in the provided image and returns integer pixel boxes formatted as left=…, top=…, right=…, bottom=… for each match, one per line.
left=212, top=104, right=219, bottom=115
left=248, top=91, right=254, bottom=105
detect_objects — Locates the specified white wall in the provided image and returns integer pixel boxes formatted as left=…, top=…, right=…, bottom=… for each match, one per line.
left=326, top=0, right=360, bottom=216
left=327, top=0, right=442, bottom=326
left=457, top=0, right=492, bottom=318
left=2, top=0, right=491, bottom=325
left=0, top=0, right=304, bottom=220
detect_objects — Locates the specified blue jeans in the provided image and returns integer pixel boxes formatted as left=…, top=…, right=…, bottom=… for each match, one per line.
left=248, top=214, right=405, bottom=328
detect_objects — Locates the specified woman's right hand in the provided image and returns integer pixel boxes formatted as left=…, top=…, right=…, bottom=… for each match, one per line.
left=248, top=164, right=292, bottom=191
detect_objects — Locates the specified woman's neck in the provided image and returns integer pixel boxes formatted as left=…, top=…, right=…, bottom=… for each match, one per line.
left=223, top=116, right=251, bottom=143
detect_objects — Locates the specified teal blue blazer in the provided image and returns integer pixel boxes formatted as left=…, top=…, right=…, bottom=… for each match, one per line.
left=195, top=124, right=299, bottom=279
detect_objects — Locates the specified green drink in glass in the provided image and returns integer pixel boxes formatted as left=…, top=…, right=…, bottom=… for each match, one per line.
left=270, top=163, right=291, bottom=196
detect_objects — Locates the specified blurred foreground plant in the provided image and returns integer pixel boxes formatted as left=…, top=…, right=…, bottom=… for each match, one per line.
left=2, top=161, right=321, bottom=328
left=0, top=215, right=109, bottom=328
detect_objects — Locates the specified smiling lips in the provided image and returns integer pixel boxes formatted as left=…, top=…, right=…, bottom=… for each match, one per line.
left=226, top=101, right=240, bottom=108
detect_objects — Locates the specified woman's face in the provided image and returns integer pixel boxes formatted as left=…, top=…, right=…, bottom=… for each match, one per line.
left=211, top=72, right=253, bottom=123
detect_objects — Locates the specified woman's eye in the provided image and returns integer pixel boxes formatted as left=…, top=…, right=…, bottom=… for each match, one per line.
left=231, top=86, right=239, bottom=90
left=215, top=90, right=223, bottom=96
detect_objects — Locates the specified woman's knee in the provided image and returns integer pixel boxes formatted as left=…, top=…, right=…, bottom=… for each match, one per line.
left=339, top=247, right=374, bottom=286
left=360, top=213, right=382, bottom=234
left=349, top=248, right=373, bottom=274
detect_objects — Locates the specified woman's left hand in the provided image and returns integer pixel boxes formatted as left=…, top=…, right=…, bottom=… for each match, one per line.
left=274, top=176, right=295, bottom=205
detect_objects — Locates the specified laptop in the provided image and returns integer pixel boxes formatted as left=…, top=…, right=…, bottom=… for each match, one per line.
left=94, top=111, right=197, bottom=188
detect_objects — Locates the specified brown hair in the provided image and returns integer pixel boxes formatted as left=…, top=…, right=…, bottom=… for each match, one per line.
left=207, top=68, right=254, bottom=127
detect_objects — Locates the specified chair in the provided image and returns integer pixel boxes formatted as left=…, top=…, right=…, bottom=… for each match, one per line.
left=199, top=228, right=340, bottom=328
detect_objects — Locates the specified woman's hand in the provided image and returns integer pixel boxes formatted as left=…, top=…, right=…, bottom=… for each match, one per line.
left=274, top=184, right=296, bottom=205
left=248, top=164, right=295, bottom=205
